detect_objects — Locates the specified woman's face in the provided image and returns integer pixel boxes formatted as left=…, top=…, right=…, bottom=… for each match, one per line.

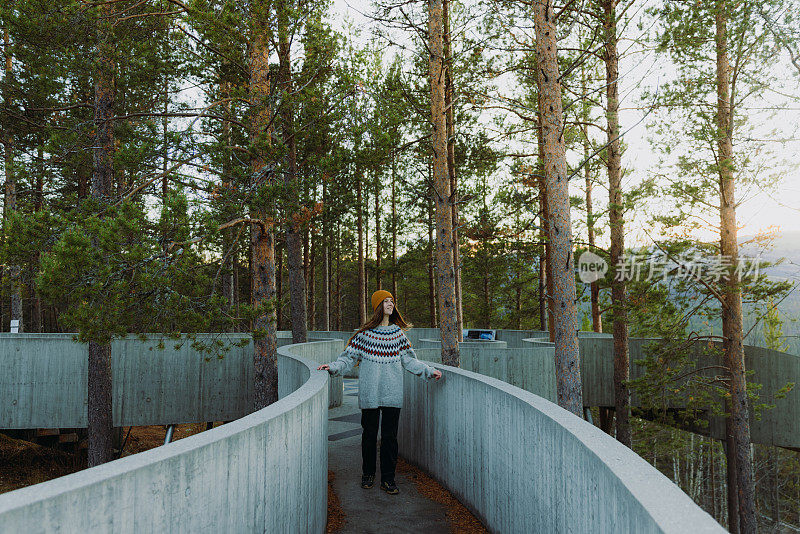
left=382, top=297, right=394, bottom=317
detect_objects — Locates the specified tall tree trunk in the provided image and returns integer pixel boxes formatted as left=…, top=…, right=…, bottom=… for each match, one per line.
left=537, top=116, right=555, bottom=342
left=375, top=173, right=382, bottom=290
left=309, top=235, right=316, bottom=330
left=482, top=245, right=490, bottom=326
left=303, top=222, right=309, bottom=323
left=430, top=0, right=459, bottom=366
left=585, top=154, right=601, bottom=333
left=276, top=243, right=283, bottom=330
left=443, top=0, right=463, bottom=340
left=427, top=195, right=437, bottom=328
left=335, top=221, right=341, bottom=330
left=534, top=0, right=582, bottom=416
left=602, top=0, right=631, bottom=447
left=357, top=171, right=366, bottom=324
left=364, top=186, right=370, bottom=313
left=162, top=78, right=169, bottom=199
left=3, top=22, right=21, bottom=333
left=32, top=145, right=43, bottom=332
left=538, top=246, right=546, bottom=331
left=725, top=426, right=739, bottom=533
left=249, top=0, right=278, bottom=409
left=277, top=0, right=307, bottom=344
left=306, top=178, right=316, bottom=330
left=583, top=127, right=601, bottom=333
left=88, top=1, right=116, bottom=467
left=391, top=159, right=398, bottom=299
left=221, top=77, right=235, bottom=315
left=716, top=2, right=755, bottom=530
left=322, top=180, right=330, bottom=330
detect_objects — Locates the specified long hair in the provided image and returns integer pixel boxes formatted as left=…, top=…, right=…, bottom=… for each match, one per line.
left=346, top=302, right=413, bottom=346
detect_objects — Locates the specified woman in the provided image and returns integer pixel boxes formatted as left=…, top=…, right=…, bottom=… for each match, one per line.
left=317, top=290, right=442, bottom=495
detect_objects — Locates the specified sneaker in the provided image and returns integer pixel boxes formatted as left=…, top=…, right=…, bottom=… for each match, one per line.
left=361, top=474, right=374, bottom=489
left=380, top=480, right=399, bottom=495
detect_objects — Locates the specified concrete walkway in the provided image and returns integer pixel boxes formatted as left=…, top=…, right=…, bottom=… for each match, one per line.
left=327, top=379, right=451, bottom=533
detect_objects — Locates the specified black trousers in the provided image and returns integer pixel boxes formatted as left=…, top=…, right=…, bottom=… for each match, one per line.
left=361, top=406, right=401, bottom=483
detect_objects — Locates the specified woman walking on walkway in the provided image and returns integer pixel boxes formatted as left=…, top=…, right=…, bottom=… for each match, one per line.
left=317, top=290, right=442, bottom=495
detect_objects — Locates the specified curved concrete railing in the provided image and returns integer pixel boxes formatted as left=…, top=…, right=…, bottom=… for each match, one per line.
left=412, top=341, right=557, bottom=403
left=0, top=342, right=329, bottom=533
left=399, top=362, right=724, bottom=533
left=0, top=334, right=344, bottom=429
left=417, top=338, right=508, bottom=349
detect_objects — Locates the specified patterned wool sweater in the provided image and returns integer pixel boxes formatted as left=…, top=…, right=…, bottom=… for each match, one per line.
left=327, top=324, right=437, bottom=409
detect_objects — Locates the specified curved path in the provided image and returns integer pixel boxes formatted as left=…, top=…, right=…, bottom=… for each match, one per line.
left=0, top=335, right=725, bottom=532
left=327, top=379, right=464, bottom=533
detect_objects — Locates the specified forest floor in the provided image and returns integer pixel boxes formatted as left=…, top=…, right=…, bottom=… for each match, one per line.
left=0, top=423, right=211, bottom=495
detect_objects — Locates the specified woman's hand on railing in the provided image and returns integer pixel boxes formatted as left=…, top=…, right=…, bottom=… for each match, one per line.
left=317, top=364, right=330, bottom=371
left=432, top=370, right=442, bottom=380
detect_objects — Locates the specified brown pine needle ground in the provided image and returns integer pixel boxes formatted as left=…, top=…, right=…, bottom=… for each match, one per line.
left=396, top=458, right=489, bottom=534
left=326, top=469, right=347, bottom=533
left=0, top=433, right=80, bottom=495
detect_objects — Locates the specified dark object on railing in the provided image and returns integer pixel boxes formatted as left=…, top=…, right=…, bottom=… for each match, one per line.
left=463, top=329, right=496, bottom=341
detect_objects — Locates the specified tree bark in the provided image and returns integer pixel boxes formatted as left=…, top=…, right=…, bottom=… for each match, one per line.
left=602, top=0, right=631, bottom=448
left=537, top=111, right=555, bottom=342
left=162, top=78, right=169, bottom=199
left=583, top=126, right=601, bottom=333
left=443, top=0, right=463, bottom=340
left=391, top=159, right=398, bottom=299
left=308, top=225, right=316, bottom=330
left=430, top=0, right=459, bottom=366
left=32, top=145, right=43, bottom=332
left=538, top=246, right=547, bottom=331
left=427, top=193, right=437, bottom=328
left=277, top=0, right=307, bottom=344
left=335, top=221, right=341, bottom=330
left=357, top=171, right=366, bottom=325
left=88, top=0, right=116, bottom=467
left=3, top=22, right=22, bottom=333
left=322, top=180, right=330, bottom=331
left=716, top=2, right=755, bottom=531
left=221, top=77, right=235, bottom=316
left=375, top=173, right=382, bottom=290
left=534, top=0, right=582, bottom=416
left=303, top=221, right=309, bottom=325
left=276, top=243, right=283, bottom=330
left=249, top=0, right=278, bottom=409
left=724, top=423, right=740, bottom=533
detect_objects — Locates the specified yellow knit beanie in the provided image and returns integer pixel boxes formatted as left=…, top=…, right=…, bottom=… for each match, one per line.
left=371, top=290, right=394, bottom=312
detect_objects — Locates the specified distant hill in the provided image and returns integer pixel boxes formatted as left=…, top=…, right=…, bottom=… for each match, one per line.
left=740, top=230, right=800, bottom=284
left=740, top=230, right=800, bottom=355
left=576, top=231, right=800, bottom=356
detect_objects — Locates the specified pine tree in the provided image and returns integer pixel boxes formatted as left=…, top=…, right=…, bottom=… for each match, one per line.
left=533, top=0, right=583, bottom=417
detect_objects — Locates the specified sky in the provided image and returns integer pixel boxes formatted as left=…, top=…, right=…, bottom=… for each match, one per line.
left=329, top=0, right=800, bottom=246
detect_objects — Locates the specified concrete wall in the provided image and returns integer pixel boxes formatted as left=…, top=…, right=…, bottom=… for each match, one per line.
left=0, top=335, right=344, bottom=429
left=398, top=362, right=724, bottom=534
left=414, top=343, right=557, bottom=403
left=0, top=342, right=329, bottom=533
left=417, top=338, right=507, bottom=350
left=495, top=329, right=549, bottom=348
left=578, top=336, right=800, bottom=448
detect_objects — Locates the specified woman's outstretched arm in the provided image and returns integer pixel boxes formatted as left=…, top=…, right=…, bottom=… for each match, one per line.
left=399, top=342, right=442, bottom=380
left=318, top=339, right=362, bottom=375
